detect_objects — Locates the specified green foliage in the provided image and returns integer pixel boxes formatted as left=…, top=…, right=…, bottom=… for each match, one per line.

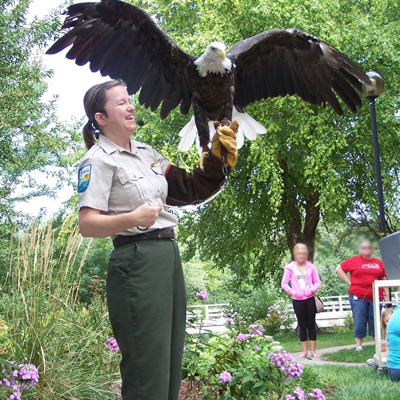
left=182, top=328, right=324, bottom=399
left=307, top=364, right=400, bottom=400
left=0, top=221, right=117, bottom=399
left=0, top=317, right=12, bottom=357
left=128, top=0, right=400, bottom=282
left=323, top=344, right=375, bottom=363
left=228, top=282, right=294, bottom=334
left=0, top=0, right=75, bottom=222
left=183, top=251, right=233, bottom=305
left=276, top=330, right=356, bottom=354
left=344, top=314, right=355, bottom=332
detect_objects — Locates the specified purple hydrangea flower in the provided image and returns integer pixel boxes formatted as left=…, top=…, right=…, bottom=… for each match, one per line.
left=219, top=371, right=232, bottom=384
left=253, top=345, right=260, bottom=351
left=17, top=363, right=39, bottom=387
left=293, top=386, right=306, bottom=400
left=248, top=323, right=264, bottom=335
left=196, top=290, right=209, bottom=301
left=267, top=351, right=303, bottom=381
left=236, top=333, right=247, bottom=341
left=107, top=337, right=120, bottom=353
left=0, top=361, right=39, bottom=399
left=308, top=388, right=326, bottom=400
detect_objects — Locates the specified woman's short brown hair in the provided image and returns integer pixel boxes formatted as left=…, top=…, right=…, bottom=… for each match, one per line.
left=82, top=79, right=126, bottom=150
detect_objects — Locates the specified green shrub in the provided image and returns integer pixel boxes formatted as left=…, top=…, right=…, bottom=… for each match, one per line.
left=182, top=323, right=326, bottom=399
left=344, top=313, right=354, bottom=331
left=0, top=221, right=117, bottom=399
left=227, top=282, right=295, bottom=335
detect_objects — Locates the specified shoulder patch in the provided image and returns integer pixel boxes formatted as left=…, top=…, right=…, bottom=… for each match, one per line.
left=78, top=164, right=91, bottom=193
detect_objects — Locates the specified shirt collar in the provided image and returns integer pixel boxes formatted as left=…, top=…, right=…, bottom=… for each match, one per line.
left=98, top=134, right=146, bottom=155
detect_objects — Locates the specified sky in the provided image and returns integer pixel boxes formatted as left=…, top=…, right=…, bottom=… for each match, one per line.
left=15, top=0, right=109, bottom=218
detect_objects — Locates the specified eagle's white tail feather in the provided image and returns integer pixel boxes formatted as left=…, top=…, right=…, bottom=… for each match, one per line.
left=177, top=117, right=197, bottom=152
left=177, top=106, right=266, bottom=153
left=232, top=108, right=267, bottom=141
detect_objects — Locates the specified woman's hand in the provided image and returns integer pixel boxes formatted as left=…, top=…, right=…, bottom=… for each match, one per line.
left=131, top=203, right=162, bottom=227
left=79, top=205, right=162, bottom=238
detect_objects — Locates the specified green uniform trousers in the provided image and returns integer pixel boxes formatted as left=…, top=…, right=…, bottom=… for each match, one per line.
left=106, top=239, right=186, bottom=400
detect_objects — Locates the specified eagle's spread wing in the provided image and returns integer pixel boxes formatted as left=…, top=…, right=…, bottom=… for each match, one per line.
left=46, top=0, right=195, bottom=119
left=228, top=28, right=371, bottom=115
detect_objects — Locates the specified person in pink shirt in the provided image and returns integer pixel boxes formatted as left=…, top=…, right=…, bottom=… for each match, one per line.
left=281, top=243, right=321, bottom=358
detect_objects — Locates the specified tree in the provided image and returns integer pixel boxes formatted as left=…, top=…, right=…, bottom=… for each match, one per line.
left=0, top=0, right=71, bottom=222
left=128, top=0, right=400, bottom=282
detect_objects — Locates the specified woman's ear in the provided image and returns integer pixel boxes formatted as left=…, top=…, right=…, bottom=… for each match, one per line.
left=94, top=112, right=107, bottom=127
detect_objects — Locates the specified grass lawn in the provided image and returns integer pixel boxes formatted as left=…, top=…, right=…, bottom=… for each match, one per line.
left=323, top=344, right=376, bottom=363
left=276, top=329, right=356, bottom=353
left=305, top=365, right=400, bottom=400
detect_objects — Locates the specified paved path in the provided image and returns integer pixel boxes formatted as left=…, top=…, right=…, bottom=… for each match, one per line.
left=291, top=341, right=374, bottom=367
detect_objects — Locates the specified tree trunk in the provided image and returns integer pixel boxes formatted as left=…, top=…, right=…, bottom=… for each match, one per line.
left=278, top=156, right=320, bottom=261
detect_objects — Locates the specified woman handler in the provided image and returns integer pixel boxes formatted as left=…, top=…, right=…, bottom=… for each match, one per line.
left=78, top=79, right=238, bottom=400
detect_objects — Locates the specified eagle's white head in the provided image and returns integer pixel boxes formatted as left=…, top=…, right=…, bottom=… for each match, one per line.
left=194, top=41, right=232, bottom=77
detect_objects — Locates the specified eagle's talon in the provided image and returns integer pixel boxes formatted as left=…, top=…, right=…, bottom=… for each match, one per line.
left=221, top=118, right=231, bottom=126
left=199, top=151, right=208, bottom=170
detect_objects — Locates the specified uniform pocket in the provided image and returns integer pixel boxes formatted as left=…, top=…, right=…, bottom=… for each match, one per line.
left=151, top=166, right=164, bottom=176
left=117, top=171, right=144, bottom=185
left=117, top=170, right=147, bottom=205
left=108, top=243, right=138, bottom=277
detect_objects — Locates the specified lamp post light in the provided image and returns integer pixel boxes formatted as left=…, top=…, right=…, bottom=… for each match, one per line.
left=361, top=71, right=385, bottom=237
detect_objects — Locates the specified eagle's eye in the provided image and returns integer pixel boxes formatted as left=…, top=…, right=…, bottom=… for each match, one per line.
left=210, top=46, right=216, bottom=51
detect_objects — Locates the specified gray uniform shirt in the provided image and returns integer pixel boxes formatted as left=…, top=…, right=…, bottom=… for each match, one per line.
left=78, top=135, right=178, bottom=238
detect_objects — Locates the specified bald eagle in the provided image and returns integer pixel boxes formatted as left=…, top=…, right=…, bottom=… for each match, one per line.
left=47, top=0, right=371, bottom=153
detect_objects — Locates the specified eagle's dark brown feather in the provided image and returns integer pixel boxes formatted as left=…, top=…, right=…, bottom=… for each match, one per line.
left=47, top=0, right=195, bottom=122
left=228, top=28, right=370, bottom=114
left=47, top=1, right=372, bottom=149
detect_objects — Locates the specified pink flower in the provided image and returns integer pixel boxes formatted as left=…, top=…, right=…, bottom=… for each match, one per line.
left=107, top=337, right=120, bottom=353
left=219, top=371, right=232, bottom=384
left=308, top=388, right=326, bottom=400
left=196, top=290, right=209, bottom=301
left=236, top=333, right=247, bottom=341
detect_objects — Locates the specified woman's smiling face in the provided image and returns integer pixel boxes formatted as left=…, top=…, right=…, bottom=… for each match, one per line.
left=101, top=85, right=136, bottom=136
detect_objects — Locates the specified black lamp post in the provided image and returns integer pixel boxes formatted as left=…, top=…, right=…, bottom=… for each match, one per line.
left=361, top=71, right=385, bottom=237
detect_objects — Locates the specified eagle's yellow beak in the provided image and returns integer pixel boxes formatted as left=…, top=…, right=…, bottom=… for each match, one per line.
left=218, top=50, right=226, bottom=59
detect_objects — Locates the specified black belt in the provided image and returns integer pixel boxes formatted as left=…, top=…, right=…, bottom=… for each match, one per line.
left=113, top=228, right=175, bottom=248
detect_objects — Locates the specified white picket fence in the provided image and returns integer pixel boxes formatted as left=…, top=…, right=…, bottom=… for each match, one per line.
left=187, top=293, right=400, bottom=332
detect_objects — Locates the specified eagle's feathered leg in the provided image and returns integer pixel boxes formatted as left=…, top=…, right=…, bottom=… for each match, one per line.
left=192, top=97, right=212, bottom=170
left=218, top=95, right=234, bottom=125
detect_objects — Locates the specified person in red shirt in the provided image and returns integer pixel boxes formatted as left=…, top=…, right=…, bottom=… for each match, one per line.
left=336, top=240, right=390, bottom=351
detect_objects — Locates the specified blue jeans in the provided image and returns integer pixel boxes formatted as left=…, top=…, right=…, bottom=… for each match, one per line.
left=349, top=293, right=376, bottom=338
left=388, top=368, right=400, bottom=382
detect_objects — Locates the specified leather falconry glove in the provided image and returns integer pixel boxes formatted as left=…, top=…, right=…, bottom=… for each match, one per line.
left=211, top=120, right=239, bottom=169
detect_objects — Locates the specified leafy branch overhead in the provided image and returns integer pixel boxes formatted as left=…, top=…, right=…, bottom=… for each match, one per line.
left=134, top=0, right=400, bottom=278
left=0, top=0, right=73, bottom=222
